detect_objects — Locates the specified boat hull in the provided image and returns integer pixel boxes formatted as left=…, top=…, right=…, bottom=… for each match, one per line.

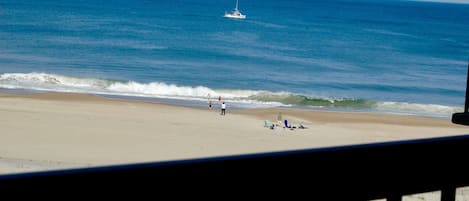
left=224, top=13, right=246, bottom=19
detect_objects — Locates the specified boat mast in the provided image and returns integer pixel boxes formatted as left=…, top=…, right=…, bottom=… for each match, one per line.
left=235, top=0, right=239, bottom=11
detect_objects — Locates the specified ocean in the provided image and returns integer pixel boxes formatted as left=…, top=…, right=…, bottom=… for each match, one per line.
left=1, top=0, right=468, bottom=118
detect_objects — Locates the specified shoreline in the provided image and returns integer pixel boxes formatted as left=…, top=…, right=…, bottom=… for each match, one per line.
left=0, top=87, right=459, bottom=119
left=1, top=91, right=468, bottom=174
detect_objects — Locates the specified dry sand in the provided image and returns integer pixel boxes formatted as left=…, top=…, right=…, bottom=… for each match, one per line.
left=1, top=92, right=468, bottom=175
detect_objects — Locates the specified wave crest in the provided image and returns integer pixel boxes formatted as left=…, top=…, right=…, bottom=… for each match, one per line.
left=108, top=81, right=215, bottom=97
left=0, top=72, right=258, bottom=99
left=0, top=72, right=113, bottom=89
left=249, top=92, right=373, bottom=108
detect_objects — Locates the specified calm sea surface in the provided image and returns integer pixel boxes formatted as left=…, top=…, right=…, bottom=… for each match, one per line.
left=1, top=0, right=469, bottom=118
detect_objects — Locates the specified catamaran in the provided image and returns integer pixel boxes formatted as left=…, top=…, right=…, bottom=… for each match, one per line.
left=224, top=0, right=246, bottom=19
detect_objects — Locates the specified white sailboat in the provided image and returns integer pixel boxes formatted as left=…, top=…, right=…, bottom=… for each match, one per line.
left=224, top=0, right=246, bottom=19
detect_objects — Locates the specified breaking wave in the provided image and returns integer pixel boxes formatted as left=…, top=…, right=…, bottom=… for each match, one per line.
left=0, top=72, right=461, bottom=118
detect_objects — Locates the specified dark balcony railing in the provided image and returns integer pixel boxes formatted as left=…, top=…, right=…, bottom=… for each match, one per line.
left=1, top=134, right=469, bottom=200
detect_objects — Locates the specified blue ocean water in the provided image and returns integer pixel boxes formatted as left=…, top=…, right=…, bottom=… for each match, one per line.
left=1, top=0, right=468, bottom=118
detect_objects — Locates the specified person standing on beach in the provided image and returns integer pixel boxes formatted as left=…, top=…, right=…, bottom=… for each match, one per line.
left=218, top=96, right=222, bottom=108
left=207, top=93, right=212, bottom=109
left=221, top=102, right=226, bottom=116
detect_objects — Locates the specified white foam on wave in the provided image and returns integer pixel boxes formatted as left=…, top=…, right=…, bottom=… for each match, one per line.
left=0, top=72, right=111, bottom=89
left=106, top=81, right=264, bottom=99
left=0, top=72, right=275, bottom=106
left=375, top=101, right=462, bottom=118
left=108, top=81, right=214, bottom=97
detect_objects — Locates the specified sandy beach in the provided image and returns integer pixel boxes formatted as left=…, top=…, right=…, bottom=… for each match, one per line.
left=1, top=92, right=469, bottom=175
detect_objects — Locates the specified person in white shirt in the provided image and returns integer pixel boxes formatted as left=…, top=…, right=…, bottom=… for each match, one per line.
left=221, top=102, right=226, bottom=116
